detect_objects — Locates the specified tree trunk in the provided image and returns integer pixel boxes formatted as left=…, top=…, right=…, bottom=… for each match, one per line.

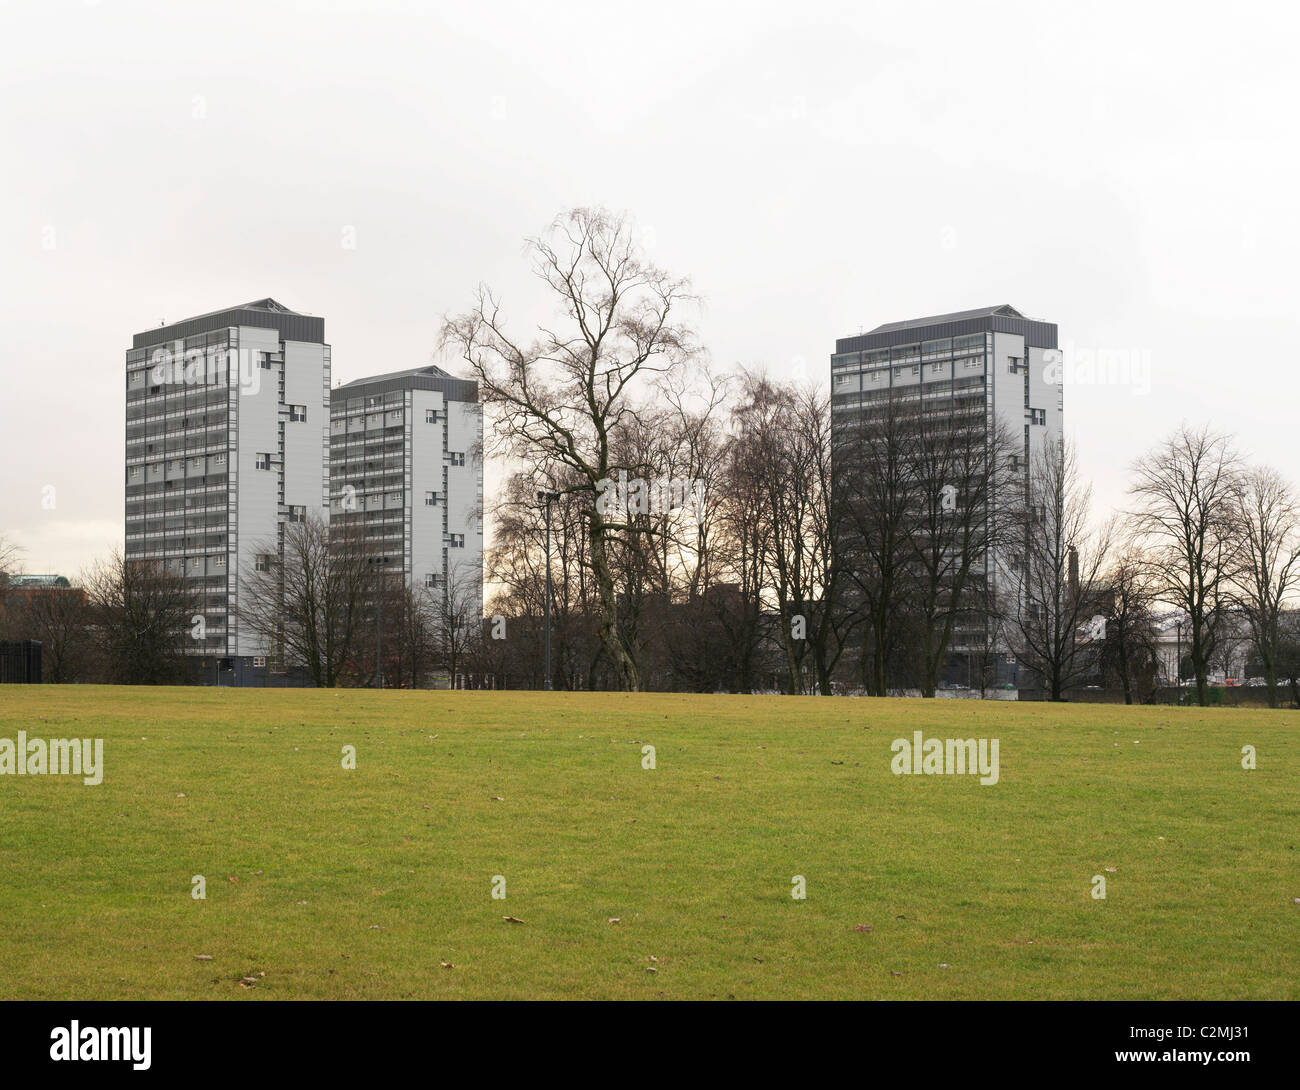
left=587, top=511, right=638, bottom=691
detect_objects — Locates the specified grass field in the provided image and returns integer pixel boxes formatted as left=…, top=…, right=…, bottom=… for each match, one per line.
left=0, top=685, right=1297, bottom=1000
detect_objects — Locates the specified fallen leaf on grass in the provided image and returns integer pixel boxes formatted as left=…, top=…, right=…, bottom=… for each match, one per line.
left=502, top=916, right=524, bottom=924
left=645, top=966, right=658, bottom=973
left=440, top=961, right=455, bottom=969
left=193, top=954, right=213, bottom=961
left=607, top=917, right=621, bottom=924
left=227, top=876, right=238, bottom=884
left=854, top=924, right=872, bottom=933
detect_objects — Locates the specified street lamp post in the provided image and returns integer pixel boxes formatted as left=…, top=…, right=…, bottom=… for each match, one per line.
left=537, top=491, right=559, bottom=691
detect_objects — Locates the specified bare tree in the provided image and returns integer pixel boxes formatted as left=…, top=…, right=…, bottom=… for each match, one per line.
left=1005, top=440, right=1113, bottom=700
left=0, top=534, right=22, bottom=578
left=1228, top=465, right=1300, bottom=708
left=905, top=408, right=1015, bottom=698
left=16, top=582, right=93, bottom=682
left=838, top=393, right=923, bottom=696
left=1128, top=424, right=1241, bottom=706
left=1098, top=548, right=1161, bottom=705
left=442, top=207, right=697, bottom=690
left=238, top=515, right=373, bottom=687
left=731, top=374, right=813, bottom=693
left=84, top=551, right=198, bottom=684
left=435, top=559, right=484, bottom=687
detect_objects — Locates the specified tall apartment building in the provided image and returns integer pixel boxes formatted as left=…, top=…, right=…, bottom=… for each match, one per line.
left=830, top=304, right=1062, bottom=673
left=328, top=365, right=482, bottom=607
left=125, top=300, right=331, bottom=681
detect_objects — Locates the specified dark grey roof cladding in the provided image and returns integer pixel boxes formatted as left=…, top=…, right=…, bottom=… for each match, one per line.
left=331, top=364, right=478, bottom=404
left=835, top=304, right=1056, bottom=353
left=133, top=298, right=325, bottom=348
left=868, top=304, right=1025, bottom=334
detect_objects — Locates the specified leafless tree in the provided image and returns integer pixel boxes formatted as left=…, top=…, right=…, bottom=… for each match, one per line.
left=1228, top=465, right=1300, bottom=707
left=904, top=407, right=1016, bottom=698
left=730, top=374, right=812, bottom=692
left=238, top=515, right=374, bottom=687
left=84, top=551, right=198, bottom=684
left=442, top=207, right=698, bottom=690
left=1005, top=439, right=1113, bottom=700
left=1098, top=548, right=1161, bottom=705
left=0, top=534, right=22, bottom=578
left=837, top=393, right=923, bottom=695
left=1128, top=424, right=1242, bottom=705
left=434, top=559, right=484, bottom=687
left=15, top=582, right=93, bottom=682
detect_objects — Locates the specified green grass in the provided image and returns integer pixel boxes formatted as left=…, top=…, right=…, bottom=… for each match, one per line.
left=0, top=686, right=1297, bottom=1000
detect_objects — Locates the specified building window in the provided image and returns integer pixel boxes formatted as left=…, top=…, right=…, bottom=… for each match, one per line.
left=128, top=466, right=140, bottom=480
left=911, top=364, right=920, bottom=375
left=287, top=505, right=306, bottom=523
left=424, top=573, right=440, bottom=588
left=425, top=491, right=439, bottom=506
left=449, top=452, right=465, bottom=466
left=256, top=453, right=271, bottom=470
left=1028, top=408, right=1046, bottom=425
left=288, top=404, right=307, bottom=422
left=214, top=453, right=226, bottom=466
left=255, top=554, right=272, bottom=572
left=253, top=656, right=267, bottom=668
left=448, top=533, right=465, bottom=547
left=212, top=556, right=224, bottom=569
left=425, top=409, right=439, bottom=423
left=1008, top=357, right=1024, bottom=374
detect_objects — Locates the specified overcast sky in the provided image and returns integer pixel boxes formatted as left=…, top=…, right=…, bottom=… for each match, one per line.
left=2, top=0, right=1297, bottom=577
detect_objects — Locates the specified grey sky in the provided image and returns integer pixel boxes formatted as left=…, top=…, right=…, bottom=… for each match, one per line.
left=2, top=0, right=1297, bottom=576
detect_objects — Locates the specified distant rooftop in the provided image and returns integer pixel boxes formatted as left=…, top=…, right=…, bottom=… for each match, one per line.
left=6, top=574, right=72, bottom=588
left=333, top=364, right=478, bottom=404
left=867, top=304, right=1029, bottom=335
left=132, top=298, right=325, bottom=350
left=337, top=364, right=455, bottom=389
left=836, top=304, right=1057, bottom=354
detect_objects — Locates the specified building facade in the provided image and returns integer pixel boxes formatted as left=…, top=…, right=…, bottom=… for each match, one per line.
left=830, top=304, right=1063, bottom=676
left=329, top=365, right=482, bottom=607
left=125, top=299, right=331, bottom=679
